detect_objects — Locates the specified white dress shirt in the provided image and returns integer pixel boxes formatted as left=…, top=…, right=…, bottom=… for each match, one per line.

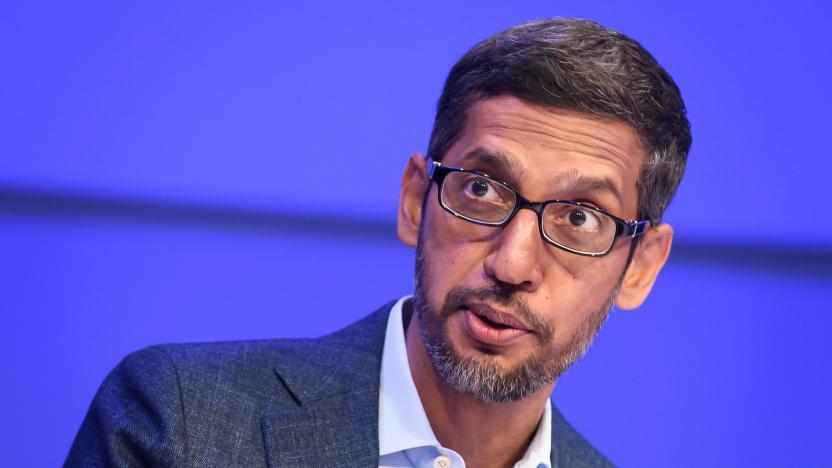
left=378, top=296, right=552, bottom=468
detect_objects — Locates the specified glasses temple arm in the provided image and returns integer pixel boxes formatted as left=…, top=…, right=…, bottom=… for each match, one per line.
left=626, top=220, right=651, bottom=237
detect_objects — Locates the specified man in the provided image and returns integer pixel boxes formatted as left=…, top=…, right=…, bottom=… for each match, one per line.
left=67, top=18, right=690, bottom=467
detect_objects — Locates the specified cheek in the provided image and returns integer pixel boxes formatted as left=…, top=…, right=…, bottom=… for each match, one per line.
left=420, top=211, right=492, bottom=303
left=537, top=254, right=626, bottom=337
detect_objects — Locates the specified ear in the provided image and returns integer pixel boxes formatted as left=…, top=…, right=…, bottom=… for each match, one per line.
left=397, top=153, right=430, bottom=247
left=615, top=223, right=673, bottom=310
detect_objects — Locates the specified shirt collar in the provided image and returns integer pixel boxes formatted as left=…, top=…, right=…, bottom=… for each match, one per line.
left=378, top=296, right=552, bottom=468
left=516, top=398, right=552, bottom=468
left=379, top=296, right=440, bottom=455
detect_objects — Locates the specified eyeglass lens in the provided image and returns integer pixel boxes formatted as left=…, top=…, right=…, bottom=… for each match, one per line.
left=439, top=171, right=617, bottom=254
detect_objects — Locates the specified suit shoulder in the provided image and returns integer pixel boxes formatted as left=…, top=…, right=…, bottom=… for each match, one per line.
left=66, top=346, right=189, bottom=466
left=153, top=338, right=305, bottom=369
left=145, top=339, right=302, bottom=399
left=154, top=299, right=396, bottom=367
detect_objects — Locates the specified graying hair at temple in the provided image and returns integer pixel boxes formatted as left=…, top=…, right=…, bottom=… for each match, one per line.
left=427, top=18, right=692, bottom=225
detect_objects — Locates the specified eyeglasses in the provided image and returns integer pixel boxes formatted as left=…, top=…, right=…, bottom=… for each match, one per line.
left=426, top=157, right=650, bottom=257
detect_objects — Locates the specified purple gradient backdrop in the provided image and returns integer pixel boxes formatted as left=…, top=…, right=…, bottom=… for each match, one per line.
left=1, top=1, right=830, bottom=466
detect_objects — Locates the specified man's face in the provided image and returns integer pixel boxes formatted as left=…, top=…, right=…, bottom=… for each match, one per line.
left=410, top=96, right=647, bottom=403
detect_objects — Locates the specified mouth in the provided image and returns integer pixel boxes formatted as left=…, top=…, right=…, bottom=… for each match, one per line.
left=461, top=303, right=532, bottom=346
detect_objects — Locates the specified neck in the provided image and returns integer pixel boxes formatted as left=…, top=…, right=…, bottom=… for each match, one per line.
left=404, top=302, right=554, bottom=468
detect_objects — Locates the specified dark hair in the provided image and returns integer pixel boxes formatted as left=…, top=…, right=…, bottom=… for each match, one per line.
left=427, top=18, right=691, bottom=225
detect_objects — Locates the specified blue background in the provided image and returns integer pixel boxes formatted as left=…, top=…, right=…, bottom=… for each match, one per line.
left=1, top=1, right=830, bottom=466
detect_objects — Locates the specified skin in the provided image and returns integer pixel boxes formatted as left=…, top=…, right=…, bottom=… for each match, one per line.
left=397, top=96, right=673, bottom=468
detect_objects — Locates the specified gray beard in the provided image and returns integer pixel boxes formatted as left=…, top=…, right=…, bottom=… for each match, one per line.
left=412, top=238, right=619, bottom=404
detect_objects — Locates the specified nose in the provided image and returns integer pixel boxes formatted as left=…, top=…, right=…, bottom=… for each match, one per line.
left=483, top=207, right=544, bottom=292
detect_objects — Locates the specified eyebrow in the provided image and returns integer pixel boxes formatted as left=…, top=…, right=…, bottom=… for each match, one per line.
left=458, top=148, right=527, bottom=181
left=456, top=147, right=624, bottom=205
left=550, top=169, right=623, bottom=204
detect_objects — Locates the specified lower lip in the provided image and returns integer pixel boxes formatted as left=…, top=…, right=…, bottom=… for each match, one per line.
left=462, top=309, right=530, bottom=346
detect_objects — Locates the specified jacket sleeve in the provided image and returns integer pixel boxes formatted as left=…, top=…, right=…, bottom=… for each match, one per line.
left=65, top=346, right=187, bottom=467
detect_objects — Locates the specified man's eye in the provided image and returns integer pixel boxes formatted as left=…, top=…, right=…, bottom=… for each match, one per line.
left=567, top=208, right=601, bottom=231
left=466, top=178, right=500, bottom=201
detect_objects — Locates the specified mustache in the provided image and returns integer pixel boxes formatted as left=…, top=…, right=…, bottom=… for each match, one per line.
left=440, top=284, right=553, bottom=341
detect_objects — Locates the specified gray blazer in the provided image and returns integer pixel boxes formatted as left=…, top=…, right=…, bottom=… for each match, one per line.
left=66, top=302, right=613, bottom=467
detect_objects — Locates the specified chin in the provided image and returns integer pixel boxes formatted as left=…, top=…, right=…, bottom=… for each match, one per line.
left=422, top=318, right=557, bottom=403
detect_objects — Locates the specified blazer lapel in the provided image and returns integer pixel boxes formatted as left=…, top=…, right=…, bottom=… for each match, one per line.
left=549, top=403, right=613, bottom=467
left=261, top=303, right=394, bottom=468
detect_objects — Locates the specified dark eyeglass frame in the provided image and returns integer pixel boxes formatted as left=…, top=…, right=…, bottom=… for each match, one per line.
left=426, top=157, right=650, bottom=257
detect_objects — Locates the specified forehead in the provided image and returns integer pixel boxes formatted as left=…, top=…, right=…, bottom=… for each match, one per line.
left=444, top=96, right=646, bottom=214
